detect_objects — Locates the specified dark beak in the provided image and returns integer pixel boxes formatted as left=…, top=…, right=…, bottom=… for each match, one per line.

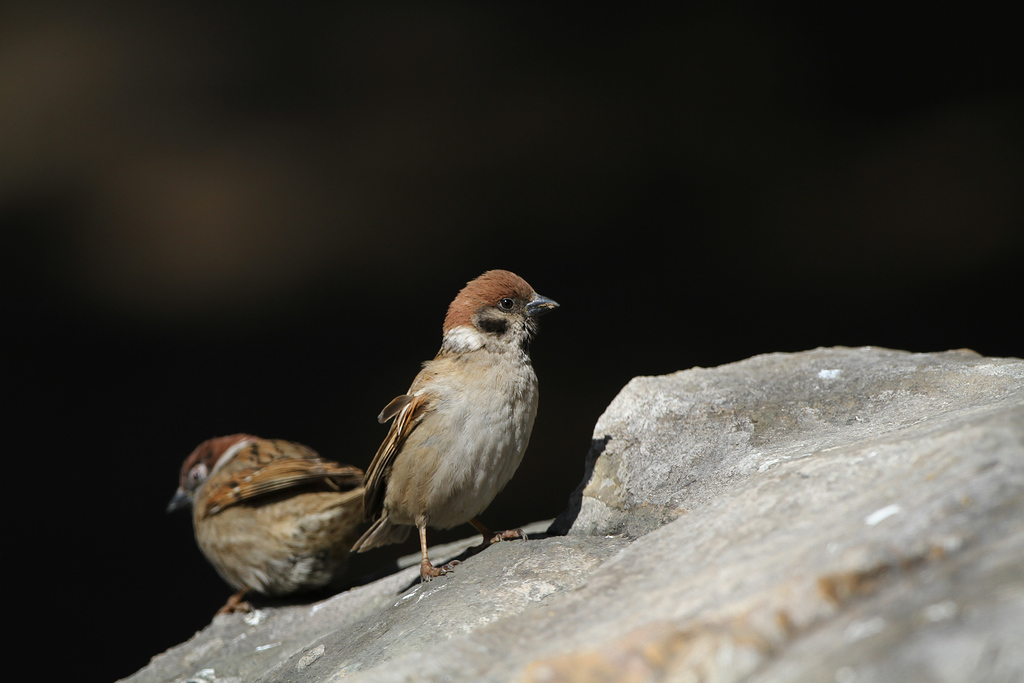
left=166, top=488, right=192, bottom=513
left=526, top=294, right=559, bottom=317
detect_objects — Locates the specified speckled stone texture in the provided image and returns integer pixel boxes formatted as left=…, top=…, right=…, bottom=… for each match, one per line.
left=123, top=347, right=1024, bottom=683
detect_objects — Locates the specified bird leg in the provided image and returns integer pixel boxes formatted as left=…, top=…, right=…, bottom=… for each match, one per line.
left=418, top=524, right=459, bottom=582
left=469, top=517, right=529, bottom=550
left=216, top=589, right=252, bottom=615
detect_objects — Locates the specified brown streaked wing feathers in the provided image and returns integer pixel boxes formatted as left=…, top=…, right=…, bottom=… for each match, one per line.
left=378, top=394, right=417, bottom=423
left=362, top=393, right=430, bottom=520
left=202, top=440, right=363, bottom=516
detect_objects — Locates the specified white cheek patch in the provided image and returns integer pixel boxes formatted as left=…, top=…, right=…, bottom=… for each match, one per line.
left=210, top=437, right=256, bottom=476
left=443, top=325, right=486, bottom=352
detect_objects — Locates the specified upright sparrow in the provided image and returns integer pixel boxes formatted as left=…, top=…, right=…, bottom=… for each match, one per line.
left=351, top=270, right=558, bottom=581
left=168, top=435, right=364, bottom=613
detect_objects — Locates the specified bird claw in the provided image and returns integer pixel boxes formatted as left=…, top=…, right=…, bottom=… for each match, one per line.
left=420, top=558, right=461, bottom=582
left=495, top=528, right=529, bottom=543
left=477, top=527, right=528, bottom=548
left=216, top=590, right=253, bottom=615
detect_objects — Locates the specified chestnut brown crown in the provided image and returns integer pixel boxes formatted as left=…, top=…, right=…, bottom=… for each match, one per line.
left=442, top=269, right=558, bottom=343
left=167, top=434, right=253, bottom=512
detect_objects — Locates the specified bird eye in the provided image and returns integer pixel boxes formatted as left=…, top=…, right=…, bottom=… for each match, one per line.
left=188, top=463, right=208, bottom=487
left=498, top=298, right=515, bottom=311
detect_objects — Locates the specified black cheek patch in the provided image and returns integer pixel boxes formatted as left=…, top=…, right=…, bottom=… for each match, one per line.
left=475, top=314, right=508, bottom=336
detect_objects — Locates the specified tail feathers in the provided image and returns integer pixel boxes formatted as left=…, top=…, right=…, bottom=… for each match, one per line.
left=351, top=511, right=411, bottom=552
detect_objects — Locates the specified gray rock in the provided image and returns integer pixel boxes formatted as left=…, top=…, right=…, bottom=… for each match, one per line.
left=552, top=346, right=1024, bottom=538
left=124, top=347, right=1024, bottom=683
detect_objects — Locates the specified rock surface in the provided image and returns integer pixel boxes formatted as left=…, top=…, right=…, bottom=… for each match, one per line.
left=124, top=347, right=1024, bottom=683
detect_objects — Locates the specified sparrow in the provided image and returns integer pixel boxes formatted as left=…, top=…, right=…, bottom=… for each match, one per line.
left=167, top=434, right=365, bottom=613
left=350, top=269, right=558, bottom=581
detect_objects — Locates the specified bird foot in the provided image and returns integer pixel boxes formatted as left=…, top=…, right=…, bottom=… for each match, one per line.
left=216, top=590, right=253, bottom=615
left=473, top=527, right=529, bottom=551
left=420, top=558, right=461, bottom=582
left=494, top=528, right=529, bottom=543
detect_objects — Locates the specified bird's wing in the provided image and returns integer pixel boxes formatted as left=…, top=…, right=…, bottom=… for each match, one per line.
left=362, top=392, right=430, bottom=520
left=200, top=439, right=363, bottom=516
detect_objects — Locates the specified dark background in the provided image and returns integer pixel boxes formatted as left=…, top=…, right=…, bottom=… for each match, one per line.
left=3, top=3, right=1021, bottom=681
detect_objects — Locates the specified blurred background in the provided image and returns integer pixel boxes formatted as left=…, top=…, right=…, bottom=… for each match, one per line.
left=3, top=2, right=1021, bottom=680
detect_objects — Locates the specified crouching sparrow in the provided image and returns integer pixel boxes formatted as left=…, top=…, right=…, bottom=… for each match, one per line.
left=350, top=269, right=558, bottom=581
left=168, top=435, right=364, bottom=613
